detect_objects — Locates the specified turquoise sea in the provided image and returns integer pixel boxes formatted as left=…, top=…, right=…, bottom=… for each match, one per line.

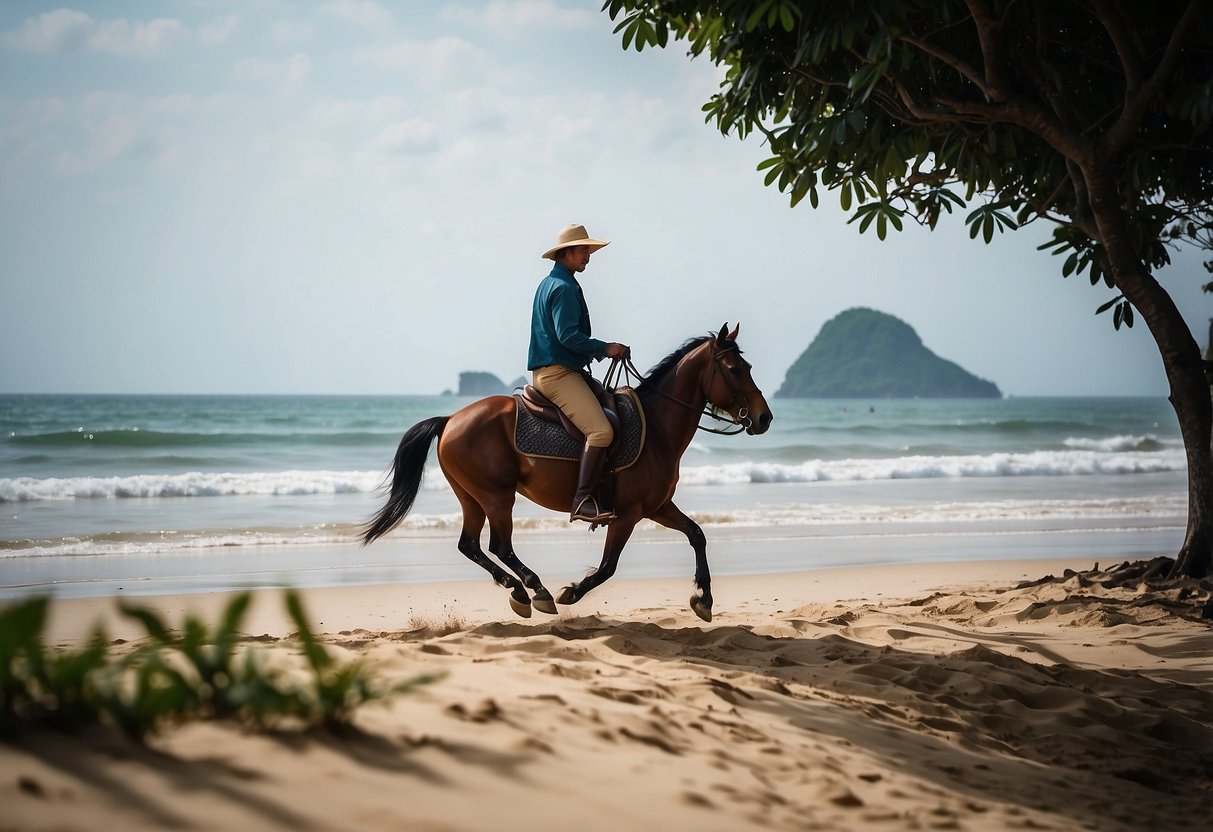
left=0, top=393, right=1187, bottom=598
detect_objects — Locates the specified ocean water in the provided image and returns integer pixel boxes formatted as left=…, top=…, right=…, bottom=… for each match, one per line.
left=0, top=393, right=1188, bottom=598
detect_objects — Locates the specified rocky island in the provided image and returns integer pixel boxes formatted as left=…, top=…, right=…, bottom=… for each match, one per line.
left=442, top=371, right=528, bottom=397
left=776, top=308, right=1001, bottom=398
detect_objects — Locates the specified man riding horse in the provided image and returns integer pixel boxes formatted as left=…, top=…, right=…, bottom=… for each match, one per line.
left=528, top=224, right=630, bottom=525
left=361, top=226, right=773, bottom=620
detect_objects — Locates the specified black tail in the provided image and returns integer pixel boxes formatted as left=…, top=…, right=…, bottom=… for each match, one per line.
left=361, top=416, right=449, bottom=545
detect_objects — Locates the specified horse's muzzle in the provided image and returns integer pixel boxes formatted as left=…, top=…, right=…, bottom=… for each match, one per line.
left=747, top=410, right=773, bottom=435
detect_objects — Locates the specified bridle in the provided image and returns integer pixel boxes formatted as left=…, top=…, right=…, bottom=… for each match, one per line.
left=604, top=342, right=754, bottom=435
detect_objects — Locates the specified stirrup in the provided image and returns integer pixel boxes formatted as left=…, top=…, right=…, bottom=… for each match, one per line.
left=571, top=495, right=612, bottom=524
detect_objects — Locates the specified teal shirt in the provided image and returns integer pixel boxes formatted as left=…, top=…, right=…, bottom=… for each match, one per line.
left=528, top=262, right=608, bottom=371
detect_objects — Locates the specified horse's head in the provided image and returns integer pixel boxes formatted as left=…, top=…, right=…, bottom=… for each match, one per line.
left=703, top=323, right=773, bottom=435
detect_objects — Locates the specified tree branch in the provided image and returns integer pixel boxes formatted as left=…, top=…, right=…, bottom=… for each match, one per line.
left=1103, top=0, right=1205, bottom=156
left=1028, top=11, right=1087, bottom=132
left=1092, top=0, right=1144, bottom=91
left=1032, top=175, right=1071, bottom=218
left=960, top=0, right=1012, bottom=98
left=1066, top=158, right=1097, bottom=237
left=895, top=80, right=987, bottom=125
left=933, top=95, right=1088, bottom=159
left=897, top=35, right=993, bottom=98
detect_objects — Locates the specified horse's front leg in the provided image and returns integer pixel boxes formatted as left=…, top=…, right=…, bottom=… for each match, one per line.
left=649, top=501, right=712, bottom=622
left=556, top=511, right=639, bottom=607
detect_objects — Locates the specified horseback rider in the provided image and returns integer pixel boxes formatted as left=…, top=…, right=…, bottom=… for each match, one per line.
left=528, top=224, right=630, bottom=524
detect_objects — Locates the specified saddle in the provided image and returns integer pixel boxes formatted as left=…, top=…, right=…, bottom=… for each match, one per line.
left=513, top=384, right=645, bottom=472
left=518, top=374, right=620, bottom=445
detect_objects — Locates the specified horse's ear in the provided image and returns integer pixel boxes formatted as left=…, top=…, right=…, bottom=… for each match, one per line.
left=716, top=323, right=729, bottom=345
left=727, top=323, right=740, bottom=342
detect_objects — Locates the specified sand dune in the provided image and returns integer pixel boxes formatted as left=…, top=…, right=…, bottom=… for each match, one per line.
left=4, top=558, right=1212, bottom=831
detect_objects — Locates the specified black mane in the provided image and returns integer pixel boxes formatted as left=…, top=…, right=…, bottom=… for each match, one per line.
left=636, top=335, right=714, bottom=393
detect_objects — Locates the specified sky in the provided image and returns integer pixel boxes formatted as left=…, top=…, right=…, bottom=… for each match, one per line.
left=0, top=1, right=1208, bottom=398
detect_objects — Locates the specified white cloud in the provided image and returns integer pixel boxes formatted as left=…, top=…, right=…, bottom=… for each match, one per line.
left=320, top=1, right=394, bottom=29
left=199, top=15, right=240, bottom=47
left=270, top=19, right=315, bottom=46
left=368, top=117, right=439, bottom=155
left=452, top=87, right=513, bottom=131
left=2, top=8, right=91, bottom=52
left=359, top=35, right=486, bottom=81
left=442, top=0, right=595, bottom=33
left=56, top=114, right=137, bottom=175
left=2, top=9, right=186, bottom=57
left=308, top=96, right=411, bottom=129
left=286, top=52, right=312, bottom=83
left=92, top=17, right=185, bottom=56
left=233, top=52, right=313, bottom=87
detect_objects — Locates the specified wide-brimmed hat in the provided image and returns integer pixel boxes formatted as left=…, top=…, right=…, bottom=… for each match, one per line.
left=541, top=223, right=610, bottom=260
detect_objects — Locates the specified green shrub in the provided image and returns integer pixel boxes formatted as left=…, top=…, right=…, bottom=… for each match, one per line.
left=0, top=590, right=440, bottom=740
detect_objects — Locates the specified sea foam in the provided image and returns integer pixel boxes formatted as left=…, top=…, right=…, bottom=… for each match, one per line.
left=0, top=444, right=1187, bottom=503
left=678, top=448, right=1185, bottom=485
left=0, top=470, right=388, bottom=502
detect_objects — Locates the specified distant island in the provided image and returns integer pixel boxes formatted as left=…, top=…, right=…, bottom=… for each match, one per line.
left=776, top=308, right=1001, bottom=399
left=442, top=371, right=528, bottom=397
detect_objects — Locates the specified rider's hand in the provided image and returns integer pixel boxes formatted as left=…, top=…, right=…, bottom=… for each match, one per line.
left=606, top=342, right=630, bottom=359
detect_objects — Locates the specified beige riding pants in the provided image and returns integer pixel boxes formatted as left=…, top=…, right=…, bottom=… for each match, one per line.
left=532, top=365, right=614, bottom=448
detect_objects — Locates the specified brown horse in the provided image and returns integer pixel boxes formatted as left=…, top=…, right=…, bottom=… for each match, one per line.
left=361, top=323, right=773, bottom=621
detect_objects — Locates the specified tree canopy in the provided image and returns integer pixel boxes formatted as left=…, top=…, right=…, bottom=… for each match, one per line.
left=606, top=0, right=1209, bottom=317
left=606, top=0, right=1213, bottom=576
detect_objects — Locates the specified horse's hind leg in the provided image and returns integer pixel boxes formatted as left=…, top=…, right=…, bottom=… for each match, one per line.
left=486, top=507, right=558, bottom=615
left=451, top=483, right=533, bottom=618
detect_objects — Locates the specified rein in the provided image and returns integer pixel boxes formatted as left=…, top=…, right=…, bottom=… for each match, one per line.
left=603, top=347, right=752, bottom=436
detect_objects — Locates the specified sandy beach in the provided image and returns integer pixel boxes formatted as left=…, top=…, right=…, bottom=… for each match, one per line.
left=4, top=554, right=1211, bottom=832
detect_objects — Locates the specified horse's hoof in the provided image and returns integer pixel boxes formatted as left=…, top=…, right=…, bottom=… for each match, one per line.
left=690, top=595, right=712, bottom=623
left=509, top=595, right=533, bottom=618
left=533, top=596, right=558, bottom=615
left=556, top=586, right=578, bottom=606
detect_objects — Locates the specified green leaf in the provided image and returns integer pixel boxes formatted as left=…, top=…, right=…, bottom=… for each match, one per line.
left=779, top=2, right=795, bottom=31
left=621, top=18, right=636, bottom=51
left=119, top=603, right=174, bottom=645
left=1062, top=253, right=1078, bottom=277
left=745, top=0, right=775, bottom=32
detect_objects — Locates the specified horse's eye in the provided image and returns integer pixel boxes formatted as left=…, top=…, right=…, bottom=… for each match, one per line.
left=729, top=366, right=742, bottom=376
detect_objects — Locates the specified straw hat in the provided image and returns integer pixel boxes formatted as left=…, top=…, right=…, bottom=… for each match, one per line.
left=541, top=223, right=610, bottom=260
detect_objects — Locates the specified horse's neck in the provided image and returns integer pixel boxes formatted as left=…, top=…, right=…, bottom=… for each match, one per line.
left=642, top=352, right=708, bottom=456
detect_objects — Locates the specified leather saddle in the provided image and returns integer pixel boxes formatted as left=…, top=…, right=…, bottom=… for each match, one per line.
left=512, top=385, right=645, bottom=474
left=518, top=375, right=621, bottom=446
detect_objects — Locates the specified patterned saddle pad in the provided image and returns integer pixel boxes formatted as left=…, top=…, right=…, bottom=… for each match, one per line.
left=513, top=388, right=646, bottom=471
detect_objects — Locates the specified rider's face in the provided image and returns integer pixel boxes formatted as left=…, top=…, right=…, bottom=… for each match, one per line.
left=563, top=246, right=591, bottom=273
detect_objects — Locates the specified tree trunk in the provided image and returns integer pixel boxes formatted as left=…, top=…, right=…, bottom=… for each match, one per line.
left=1085, top=171, right=1213, bottom=578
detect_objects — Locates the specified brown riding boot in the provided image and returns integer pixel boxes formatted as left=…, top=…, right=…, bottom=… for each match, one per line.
left=570, top=443, right=613, bottom=524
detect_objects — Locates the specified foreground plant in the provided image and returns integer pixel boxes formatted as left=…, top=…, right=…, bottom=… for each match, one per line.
left=0, top=591, right=439, bottom=739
